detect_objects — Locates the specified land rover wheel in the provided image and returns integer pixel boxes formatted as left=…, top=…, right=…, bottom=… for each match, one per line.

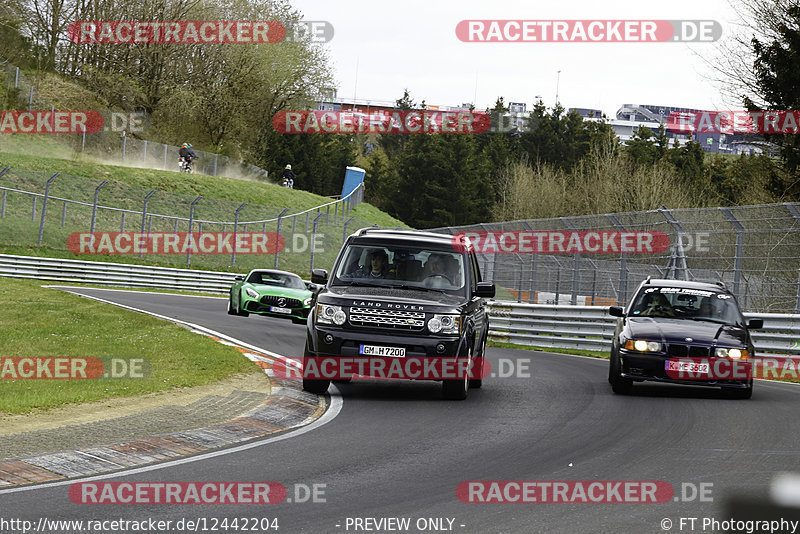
left=443, top=348, right=471, bottom=400
left=302, top=342, right=330, bottom=395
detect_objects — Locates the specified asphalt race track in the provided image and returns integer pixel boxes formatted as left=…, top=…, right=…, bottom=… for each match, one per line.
left=2, top=288, right=800, bottom=533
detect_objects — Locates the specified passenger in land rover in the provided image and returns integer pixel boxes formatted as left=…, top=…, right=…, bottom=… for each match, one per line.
left=305, top=229, right=495, bottom=400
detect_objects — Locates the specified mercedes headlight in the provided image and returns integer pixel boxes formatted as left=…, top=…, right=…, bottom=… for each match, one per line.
left=316, top=304, right=346, bottom=325
left=428, top=314, right=461, bottom=334
left=303, top=297, right=313, bottom=307
left=624, top=339, right=663, bottom=352
left=245, top=287, right=259, bottom=299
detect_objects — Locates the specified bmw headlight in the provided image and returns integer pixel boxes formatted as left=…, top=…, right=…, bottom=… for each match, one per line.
left=624, top=339, right=663, bottom=352
left=245, top=287, right=259, bottom=299
left=715, top=347, right=749, bottom=359
left=316, top=304, right=346, bottom=325
left=428, top=314, right=461, bottom=334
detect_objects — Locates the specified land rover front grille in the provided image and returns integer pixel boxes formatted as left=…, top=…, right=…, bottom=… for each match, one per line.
left=349, top=307, right=426, bottom=330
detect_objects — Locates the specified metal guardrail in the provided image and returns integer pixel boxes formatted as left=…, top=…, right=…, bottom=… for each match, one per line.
left=0, top=254, right=237, bottom=293
left=2, top=254, right=798, bottom=359
left=487, top=301, right=800, bottom=360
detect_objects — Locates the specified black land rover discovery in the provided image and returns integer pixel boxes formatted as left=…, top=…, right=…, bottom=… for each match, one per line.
left=304, top=228, right=495, bottom=400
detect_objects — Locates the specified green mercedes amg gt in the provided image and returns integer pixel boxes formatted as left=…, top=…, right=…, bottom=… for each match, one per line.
left=228, top=269, right=316, bottom=324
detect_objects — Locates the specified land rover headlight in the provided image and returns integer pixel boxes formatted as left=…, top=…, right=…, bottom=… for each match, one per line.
left=316, top=304, right=346, bottom=325
left=428, top=314, right=461, bottom=334
left=245, top=287, right=259, bottom=299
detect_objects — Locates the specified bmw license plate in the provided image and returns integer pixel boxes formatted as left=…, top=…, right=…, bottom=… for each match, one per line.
left=359, top=345, right=405, bottom=357
left=665, top=360, right=709, bottom=374
left=270, top=306, right=292, bottom=314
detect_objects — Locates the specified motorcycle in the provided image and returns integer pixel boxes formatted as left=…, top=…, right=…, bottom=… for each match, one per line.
left=281, top=177, right=293, bottom=188
left=178, top=157, right=194, bottom=174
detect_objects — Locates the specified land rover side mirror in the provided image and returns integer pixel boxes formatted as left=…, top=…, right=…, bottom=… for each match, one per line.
left=747, top=318, right=763, bottom=329
left=609, top=306, right=624, bottom=317
left=475, top=282, right=495, bottom=298
left=311, top=269, right=329, bottom=284
left=234, top=275, right=244, bottom=281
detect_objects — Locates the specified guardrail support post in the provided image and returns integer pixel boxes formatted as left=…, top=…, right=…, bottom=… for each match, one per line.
left=140, top=190, right=157, bottom=258
left=231, top=202, right=248, bottom=266
left=37, top=172, right=60, bottom=244
left=186, top=196, right=202, bottom=266
left=274, top=208, right=290, bottom=269
left=90, top=180, right=109, bottom=233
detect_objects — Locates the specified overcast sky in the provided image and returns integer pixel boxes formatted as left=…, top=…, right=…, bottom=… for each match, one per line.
left=289, top=0, right=746, bottom=117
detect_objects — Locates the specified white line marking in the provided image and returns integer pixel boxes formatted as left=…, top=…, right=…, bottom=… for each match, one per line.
left=0, top=287, right=342, bottom=495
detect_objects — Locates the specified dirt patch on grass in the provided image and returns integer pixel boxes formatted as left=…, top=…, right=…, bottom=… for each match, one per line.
left=0, top=372, right=270, bottom=436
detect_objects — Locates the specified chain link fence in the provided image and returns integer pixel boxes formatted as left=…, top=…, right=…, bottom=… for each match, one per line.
left=0, top=166, right=370, bottom=276
left=428, top=203, right=800, bottom=313
left=0, top=58, right=270, bottom=182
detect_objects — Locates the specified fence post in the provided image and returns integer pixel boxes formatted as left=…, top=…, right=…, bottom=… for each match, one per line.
left=163, top=144, right=168, bottom=170
left=14, top=67, right=19, bottom=88
left=786, top=205, right=800, bottom=313
left=720, top=207, right=744, bottom=300
left=28, top=86, right=33, bottom=110
left=140, top=190, right=157, bottom=258
left=232, top=202, right=248, bottom=266
left=608, top=214, right=629, bottom=306
left=343, top=217, right=355, bottom=244
left=31, top=196, right=36, bottom=221
left=61, top=201, right=67, bottom=226
left=214, top=153, right=218, bottom=176
left=0, top=167, right=8, bottom=218
left=310, top=213, right=324, bottom=272
left=290, top=215, right=297, bottom=248
left=90, top=180, right=109, bottom=233
left=120, top=212, right=125, bottom=232
left=274, top=208, right=290, bottom=269
left=560, top=217, right=581, bottom=305
left=659, top=206, right=690, bottom=281
left=37, top=173, right=60, bottom=244
left=186, top=196, right=202, bottom=266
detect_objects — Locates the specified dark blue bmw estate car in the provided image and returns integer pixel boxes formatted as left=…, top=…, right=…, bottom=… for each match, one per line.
left=608, top=278, right=763, bottom=399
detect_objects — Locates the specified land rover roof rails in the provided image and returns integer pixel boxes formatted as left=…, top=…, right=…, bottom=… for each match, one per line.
left=355, top=226, right=380, bottom=236
left=715, top=281, right=727, bottom=290
left=645, top=276, right=652, bottom=284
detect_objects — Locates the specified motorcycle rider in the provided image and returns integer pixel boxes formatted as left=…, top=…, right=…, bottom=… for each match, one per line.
left=281, top=164, right=296, bottom=188
left=179, top=143, right=198, bottom=172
